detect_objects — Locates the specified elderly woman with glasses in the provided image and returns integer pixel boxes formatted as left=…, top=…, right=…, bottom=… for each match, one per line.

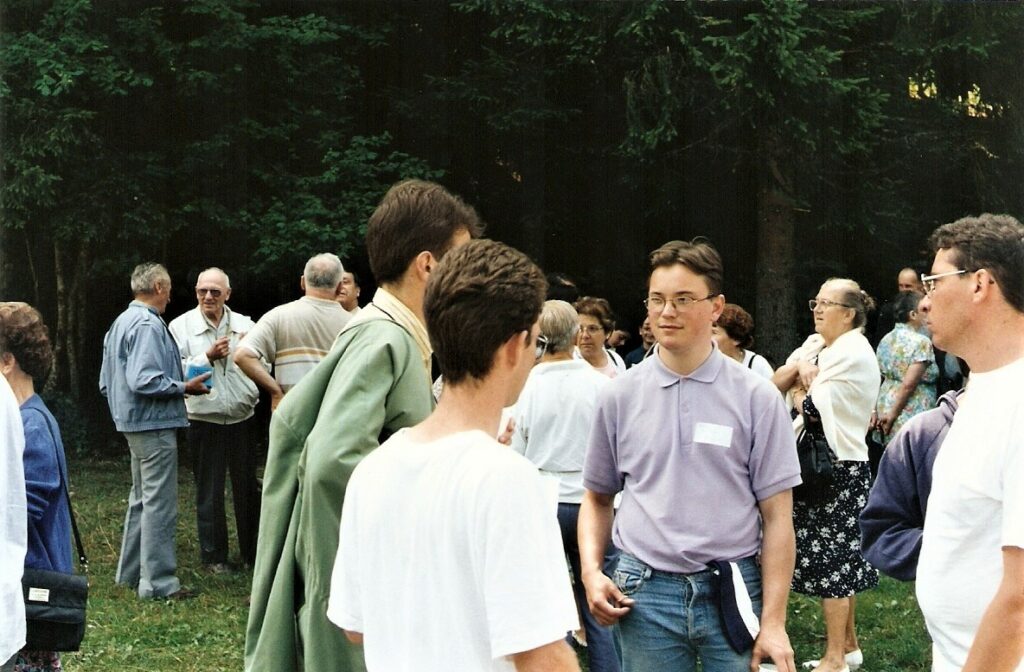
left=573, top=296, right=627, bottom=378
left=773, top=279, right=881, bottom=672
left=0, top=303, right=72, bottom=672
left=512, top=300, right=620, bottom=672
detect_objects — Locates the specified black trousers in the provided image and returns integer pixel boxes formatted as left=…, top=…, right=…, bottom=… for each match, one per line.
left=188, top=418, right=260, bottom=564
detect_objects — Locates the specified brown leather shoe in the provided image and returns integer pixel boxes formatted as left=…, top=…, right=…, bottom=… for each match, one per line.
left=160, top=586, right=199, bottom=601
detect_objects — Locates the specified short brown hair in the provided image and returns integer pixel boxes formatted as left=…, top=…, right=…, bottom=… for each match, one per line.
left=929, top=213, right=1024, bottom=313
left=424, top=239, right=547, bottom=385
left=716, top=303, right=755, bottom=350
left=0, top=302, right=54, bottom=382
left=573, top=296, right=616, bottom=334
left=649, top=239, right=723, bottom=294
left=366, top=179, right=485, bottom=284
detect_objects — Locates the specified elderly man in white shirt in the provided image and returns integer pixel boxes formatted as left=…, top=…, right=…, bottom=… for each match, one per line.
left=512, top=300, right=619, bottom=672
left=169, top=267, right=261, bottom=573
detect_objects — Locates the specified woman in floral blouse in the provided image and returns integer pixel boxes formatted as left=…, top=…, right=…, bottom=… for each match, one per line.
left=874, top=291, right=939, bottom=441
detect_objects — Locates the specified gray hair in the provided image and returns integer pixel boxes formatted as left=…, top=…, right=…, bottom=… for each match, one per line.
left=823, top=277, right=875, bottom=329
left=303, top=253, right=344, bottom=289
left=131, top=262, right=170, bottom=295
left=197, top=267, right=231, bottom=289
left=539, top=300, right=579, bottom=354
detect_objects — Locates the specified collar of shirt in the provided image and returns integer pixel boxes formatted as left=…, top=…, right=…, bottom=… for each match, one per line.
left=361, top=287, right=433, bottom=378
left=189, top=305, right=232, bottom=337
left=648, top=342, right=723, bottom=388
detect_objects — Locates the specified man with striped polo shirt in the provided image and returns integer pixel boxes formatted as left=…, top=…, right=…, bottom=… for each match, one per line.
left=234, top=253, right=350, bottom=410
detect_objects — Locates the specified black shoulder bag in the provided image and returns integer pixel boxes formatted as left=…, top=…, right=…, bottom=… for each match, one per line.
left=21, top=409, right=88, bottom=652
left=793, top=411, right=837, bottom=506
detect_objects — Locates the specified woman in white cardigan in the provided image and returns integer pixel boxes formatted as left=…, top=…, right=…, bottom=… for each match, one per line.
left=773, top=278, right=881, bottom=672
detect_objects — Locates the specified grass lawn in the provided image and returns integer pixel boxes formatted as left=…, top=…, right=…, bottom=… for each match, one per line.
left=61, top=457, right=931, bottom=671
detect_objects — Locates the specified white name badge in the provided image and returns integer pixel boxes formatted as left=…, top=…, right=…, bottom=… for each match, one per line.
left=694, top=422, right=733, bottom=447
left=28, top=587, right=50, bottom=602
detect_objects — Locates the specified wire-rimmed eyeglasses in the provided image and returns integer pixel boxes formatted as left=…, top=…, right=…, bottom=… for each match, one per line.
left=644, top=295, right=717, bottom=312
left=920, top=269, right=967, bottom=296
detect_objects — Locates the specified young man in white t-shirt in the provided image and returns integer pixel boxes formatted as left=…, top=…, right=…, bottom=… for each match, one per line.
left=916, top=213, right=1024, bottom=672
left=328, top=239, right=580, bottom=672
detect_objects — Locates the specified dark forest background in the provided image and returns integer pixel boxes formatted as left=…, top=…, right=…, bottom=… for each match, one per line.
left=2, top=0, right=1023, bottom=452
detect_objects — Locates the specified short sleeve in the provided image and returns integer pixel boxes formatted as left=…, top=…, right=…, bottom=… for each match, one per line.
left=1001, top=412, right=1024, bottom=550
left=749, top=387, right=802, bottom=501
left=910, top=334, right=934, bottom=365
left=240, top=313, right=276, bottom=363
left=479, top=463, right=578, bottom=659
left=582, top=388, right=621, bottom=495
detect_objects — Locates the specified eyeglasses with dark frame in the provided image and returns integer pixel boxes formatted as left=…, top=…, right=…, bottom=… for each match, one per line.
left=644, top=294, right=718, bottom=312
left=920, top=269, right=967, bottom=296
left=196, top=288, right=223, bottom=298
left=808, top=298, right=853, bottom=311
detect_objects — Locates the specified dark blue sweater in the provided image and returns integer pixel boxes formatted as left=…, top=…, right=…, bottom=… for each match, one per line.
left=21, top=395, right=73, bottom=573
left=859, top=390, right=959, bottom=581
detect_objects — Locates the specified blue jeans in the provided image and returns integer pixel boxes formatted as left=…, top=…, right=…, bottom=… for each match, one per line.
left=557, top=503, right=622, bottom=672
left=613, top=553, right=762, bottom=672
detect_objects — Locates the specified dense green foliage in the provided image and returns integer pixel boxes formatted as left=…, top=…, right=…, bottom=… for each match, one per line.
left=2, top=0, right=1022, bottom=425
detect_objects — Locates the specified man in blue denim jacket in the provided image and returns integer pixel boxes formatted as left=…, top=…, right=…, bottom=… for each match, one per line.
left=100, top=262, right=209, bottom=599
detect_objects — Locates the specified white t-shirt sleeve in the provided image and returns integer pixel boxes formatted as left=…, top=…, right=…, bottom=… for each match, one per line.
left=327, top=471, right=363, bottom=634
left=1002, top=412, right=1024, bottom=549
left=479, top=461, right=578, bottom=659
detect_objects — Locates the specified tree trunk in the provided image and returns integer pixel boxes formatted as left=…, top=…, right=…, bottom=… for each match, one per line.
left=755, top=132, right=799, bottom=365
left=67, top=241, right=89, bottom=398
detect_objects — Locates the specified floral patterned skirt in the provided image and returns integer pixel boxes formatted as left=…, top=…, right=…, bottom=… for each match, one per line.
left=792, top=460, right=878, bottom=599
left=14, top=650, right=61, bottom=672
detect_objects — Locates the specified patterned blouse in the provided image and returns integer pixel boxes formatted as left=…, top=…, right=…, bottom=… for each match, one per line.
left=875, top=323, right=938, bottom=438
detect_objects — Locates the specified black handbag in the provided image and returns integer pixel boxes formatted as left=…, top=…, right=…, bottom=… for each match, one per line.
left=793, top=414, right=837, bottom=505
left=21, top=410, right=88, bottom=652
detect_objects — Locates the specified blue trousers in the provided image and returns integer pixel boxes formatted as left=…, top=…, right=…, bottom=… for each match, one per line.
left=558, top=503, right=622, bottom=672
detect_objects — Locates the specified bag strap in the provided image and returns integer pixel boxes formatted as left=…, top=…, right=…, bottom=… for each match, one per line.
left=27, top=406, right=88, bottom=571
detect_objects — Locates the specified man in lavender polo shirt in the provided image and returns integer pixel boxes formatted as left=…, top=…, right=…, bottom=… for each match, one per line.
left=579, top=239, right=801, bottom=672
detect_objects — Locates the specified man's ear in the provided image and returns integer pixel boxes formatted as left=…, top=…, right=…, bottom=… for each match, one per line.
left=300, top=276, right=307, bottom=292
left=0, top=352, right=15, bottom=376
left=972, top=269, right=997, bottom=303
left=413, top=251, right=435, bottom=283
left=710, top=294, right=726, bottom=322
left=500, top=330, right=529, bottom=371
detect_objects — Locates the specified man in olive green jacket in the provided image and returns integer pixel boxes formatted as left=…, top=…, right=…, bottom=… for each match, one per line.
left=244, top=180, right=482, bottom=672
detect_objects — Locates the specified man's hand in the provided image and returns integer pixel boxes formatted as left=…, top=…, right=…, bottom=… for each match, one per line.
left=581, top=569, right=634, bottom=626
left=184, top=371, right=212, bottom=395
left=750, top=623, right=795, bottom=672
left=206, top=336, right=230, bottom=362
left=270, top=390, right=285, bottom=411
